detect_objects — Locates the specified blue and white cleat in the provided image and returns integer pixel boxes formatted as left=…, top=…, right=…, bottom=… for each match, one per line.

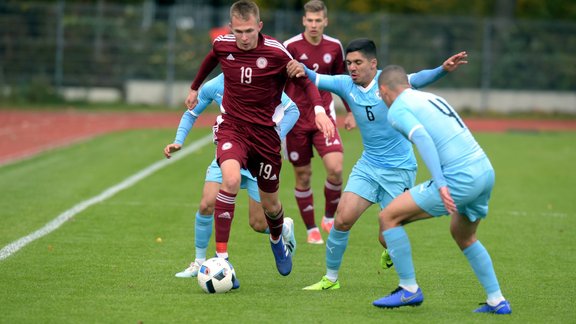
left=373, top=287, right=424, bottom=308
left=175, top=260, right=201, bottom=278
left=282, top=217, right=296, bottom=256
left=474, top=300, right=511, bottom=314
left=270, top=236, right=292, bottom=276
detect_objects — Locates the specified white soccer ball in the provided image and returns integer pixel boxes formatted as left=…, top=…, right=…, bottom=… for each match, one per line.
left=197, top=257, right=236, bottom=294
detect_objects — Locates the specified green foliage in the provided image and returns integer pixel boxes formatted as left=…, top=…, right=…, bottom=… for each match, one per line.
left=1, top=2, right=575, bottom=94
left=1, top=75, right=64, bottom=104
left=0, top=128, right=575, bottom=322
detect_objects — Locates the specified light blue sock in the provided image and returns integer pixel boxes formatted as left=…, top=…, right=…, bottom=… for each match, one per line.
left=383, top=227, right=417, bottom=286
left=326, top=228, right=350, bottom=275
left=195, top=212, right=213, bottom=260
left=463, top=240, right=502, bottom=299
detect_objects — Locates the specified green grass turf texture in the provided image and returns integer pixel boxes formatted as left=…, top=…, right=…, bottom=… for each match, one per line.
left=0, top=128, right=575, bottom=323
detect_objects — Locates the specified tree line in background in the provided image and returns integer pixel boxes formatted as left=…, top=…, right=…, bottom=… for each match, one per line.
left=5, top=0, right=576, bottom=21
left=1, top=0, right=574, bottom=105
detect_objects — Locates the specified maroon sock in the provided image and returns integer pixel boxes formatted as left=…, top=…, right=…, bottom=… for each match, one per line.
left=324, top=180, right=342, bottom=218
left=214, top=190, right=236, bottom=247
left=265, top=207, right=284, bottom=240
left=295, top=187, right=315, bottom=229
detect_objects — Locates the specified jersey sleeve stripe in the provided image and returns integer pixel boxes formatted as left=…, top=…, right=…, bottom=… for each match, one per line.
left=322, top=34, right=343, bottom=46
left=408, top=124, right=424, bottom=141
left=214, top=34, right=236, bottom=43
left=264, top=39, right=293, bottom=58
left=283, top=34, right=303, bottom=47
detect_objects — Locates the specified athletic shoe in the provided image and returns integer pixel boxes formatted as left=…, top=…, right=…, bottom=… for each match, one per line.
left=282, top=217, right=297, bottom=255
left=307, top=227, right=324, bottom=244
left=474, top=300, right=512, bottom=314
left=373, top=287, right=424, bottom=308
left=175, top=260, right=201, bottom=278
left=302, top=276, right=340, bottom=291
left=231, top=273, right=240, bottom=290
left=380, top=249, right=393, bottom=269
left=321, top=216, right=334, bottom=233
left=270, top=236, right=292, bottom=276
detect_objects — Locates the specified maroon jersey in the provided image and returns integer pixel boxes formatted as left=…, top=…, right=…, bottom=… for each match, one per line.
left=191, top=33, right=324, bottom=127
left=283, top=33, right=346, bottom=129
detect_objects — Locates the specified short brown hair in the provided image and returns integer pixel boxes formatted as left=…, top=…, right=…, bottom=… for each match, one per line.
left=304, top=0, right=327, bottom=17
left=230, top=0, right=260, bottom=22
left=378, top=65, right=409, bottom=90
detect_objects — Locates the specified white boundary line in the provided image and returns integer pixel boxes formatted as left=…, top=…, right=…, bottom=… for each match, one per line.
left=0, top=134, right=213, bottom=261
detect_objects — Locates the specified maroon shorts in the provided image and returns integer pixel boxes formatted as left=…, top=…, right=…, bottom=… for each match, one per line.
left=215, top=117, right=282, bottom=193
left=285, top=119, right=343, bottom=167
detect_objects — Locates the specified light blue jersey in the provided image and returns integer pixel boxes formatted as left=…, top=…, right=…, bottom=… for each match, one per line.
left=309, top=64, right=456, bottom=280
left=388, top=88, right=493, bottom=221
left=172, top=73, right=300, bottom=202
left=307, top=66, right=447, bottom=170
left=305, top=66, right=449, bottom=204
left=388, top=88, right=487, bottom=184
left=309, top=70, right=415, bottom=169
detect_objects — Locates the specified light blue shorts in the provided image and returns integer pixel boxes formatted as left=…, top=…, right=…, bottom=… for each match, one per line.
left=410, top=158, right=494, bottom=222
left=344, top=157, right=416, bottom=209
left=205, top=159, right=261, bottom=203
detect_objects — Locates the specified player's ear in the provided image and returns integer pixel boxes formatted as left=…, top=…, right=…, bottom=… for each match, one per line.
left=324, top=17, right=328, bottom=27
left=302, top=15, right=306, bottom=27
left=258, top=20, right=263, bottom=31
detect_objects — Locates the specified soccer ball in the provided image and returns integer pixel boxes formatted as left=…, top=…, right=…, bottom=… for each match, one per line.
left=197, top=257, right=236, bottom=294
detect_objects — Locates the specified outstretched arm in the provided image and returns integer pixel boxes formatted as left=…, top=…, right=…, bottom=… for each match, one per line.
left=442, top=51, right=468, bottom=72
left=289, top=76, right=335, bottom=139
left=409, top=51, right=468, bottom=89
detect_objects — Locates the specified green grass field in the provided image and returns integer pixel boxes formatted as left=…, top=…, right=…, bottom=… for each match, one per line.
left=1, top=127, right=575, bottom=323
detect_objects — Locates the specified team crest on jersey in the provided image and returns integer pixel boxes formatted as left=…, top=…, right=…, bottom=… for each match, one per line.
left=256, top=57, right=268, bottom=69
left=375, top=89, right=381, bottom=99
left=289, top=151, right=299, bottom=161
left=323, top=53, right=332, bottom=64
left=222, top=142, right=233, bottom=150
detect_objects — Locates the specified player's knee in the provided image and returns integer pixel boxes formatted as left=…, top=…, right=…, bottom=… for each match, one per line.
left=334, top=217, right=352, bottom=232
left=450, top=229, right=477, bottom=250
left=199, top=199, right=215, bottom=215
left=326, top=159, right=343, bottom=177
left=295, top=169, right=312, bottom=187
left=221, top=176, right=241, bottom=192
left=326, top=168, right=343, bottom=183
left=379, top=211, right=400, bottom=230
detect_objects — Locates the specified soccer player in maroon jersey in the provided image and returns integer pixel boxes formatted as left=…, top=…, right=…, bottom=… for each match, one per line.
left=283, top=0, right=352, bottom=244
left=184, top=0, right=334, bottom=277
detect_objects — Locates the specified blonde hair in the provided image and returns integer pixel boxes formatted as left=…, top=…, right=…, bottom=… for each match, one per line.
left=230, top=0, right=260, bottom=22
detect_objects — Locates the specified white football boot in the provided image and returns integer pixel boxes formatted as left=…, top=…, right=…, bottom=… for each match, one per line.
left=175, top=260, right=202, bottom=278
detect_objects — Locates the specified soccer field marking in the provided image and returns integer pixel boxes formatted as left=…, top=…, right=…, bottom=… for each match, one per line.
left=505, top=210, right=568, bottom=218
left=0, top=134, right=213, bottom=262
